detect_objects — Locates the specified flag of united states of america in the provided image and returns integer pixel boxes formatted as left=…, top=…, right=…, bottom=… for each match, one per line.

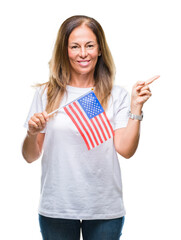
left=64, top=91, right=114, bottom=150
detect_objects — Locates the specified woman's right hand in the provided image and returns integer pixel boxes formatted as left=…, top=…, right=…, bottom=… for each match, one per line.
left=28, top=111, right=49, bottom=136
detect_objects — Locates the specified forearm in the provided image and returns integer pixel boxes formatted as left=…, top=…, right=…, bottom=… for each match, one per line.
left=122, top=104, right=142, bottom=157
left=22, top=131, right=41, bottom=163
left=114, top=105, right=142, bottom=158
left=121, top=118, right=141, bottom=158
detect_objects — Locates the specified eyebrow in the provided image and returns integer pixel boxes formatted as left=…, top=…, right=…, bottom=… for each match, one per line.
left=70, top=41, right=96, bottom=45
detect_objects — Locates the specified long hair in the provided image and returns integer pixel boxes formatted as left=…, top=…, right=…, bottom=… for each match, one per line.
left=38, top=15, right=115, bottom=115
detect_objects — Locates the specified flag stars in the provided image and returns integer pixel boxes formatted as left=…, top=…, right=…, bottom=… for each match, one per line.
left=78, top=92, right=104, bottom=119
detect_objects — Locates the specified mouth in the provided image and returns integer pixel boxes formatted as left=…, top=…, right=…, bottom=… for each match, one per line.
left=77, top=60, right=91, bottom=67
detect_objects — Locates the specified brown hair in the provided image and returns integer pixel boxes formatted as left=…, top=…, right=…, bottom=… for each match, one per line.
left=38, top=15, right=115, bottom=115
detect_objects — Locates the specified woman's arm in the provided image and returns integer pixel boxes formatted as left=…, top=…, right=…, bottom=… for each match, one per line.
left=22, top=111, right=49, bottom=163
left=22, top=132, right=45, bottom=163
left=114, top=77, right=157, bottom=158
left=114, top=118, right=141, bottom=159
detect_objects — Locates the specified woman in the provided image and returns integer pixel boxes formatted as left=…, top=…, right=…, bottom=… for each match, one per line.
left=22, top=15, right=156, bottom=240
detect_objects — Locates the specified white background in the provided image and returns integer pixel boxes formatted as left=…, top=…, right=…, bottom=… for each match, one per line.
left=0, top=0, right=181, bottom=239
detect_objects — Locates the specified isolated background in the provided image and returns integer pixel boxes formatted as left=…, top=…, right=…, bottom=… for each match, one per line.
left=0, top=0, right=181, bottom=239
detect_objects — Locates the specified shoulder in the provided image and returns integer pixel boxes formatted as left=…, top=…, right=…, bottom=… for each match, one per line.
left=111, top=85, right=129, bottom=100
left=34, top=84, right=47, bottom=99
left=36, top=84, right=47, bottom=96
left=34, top=85, right=47, bottom=106
left=107, top=85, right=130, bottom=112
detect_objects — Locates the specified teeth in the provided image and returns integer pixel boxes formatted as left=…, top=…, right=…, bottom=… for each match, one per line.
left=79, top=61, right=89, bottom=65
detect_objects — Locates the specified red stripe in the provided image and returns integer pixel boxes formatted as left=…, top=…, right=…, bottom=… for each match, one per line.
left=64, top=106, right=90, bottom=150
left=69, top=104, right=95, bottom=149
left=99, top=114, right=111, bottom=138
left=103, top=112, right=114, bottom=136
left=94, top=116, right=107, bottom=141
left=90, top=119, right=103, bottom=144
left=73, top=102, right=99, bottom=146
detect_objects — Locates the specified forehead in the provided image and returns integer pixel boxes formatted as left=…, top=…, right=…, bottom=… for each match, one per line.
left=68, top=24, right=97, bottom=44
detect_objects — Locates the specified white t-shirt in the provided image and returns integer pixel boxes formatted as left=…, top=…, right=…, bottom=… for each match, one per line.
left=24, top=85, right=130, bottom=220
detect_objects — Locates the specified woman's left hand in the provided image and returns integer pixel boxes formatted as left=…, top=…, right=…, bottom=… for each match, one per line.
left=131, top=75, right=160, bottom=113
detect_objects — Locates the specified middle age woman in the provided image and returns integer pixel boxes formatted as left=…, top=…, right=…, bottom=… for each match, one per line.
left=22, top=15, right=158, bottom=240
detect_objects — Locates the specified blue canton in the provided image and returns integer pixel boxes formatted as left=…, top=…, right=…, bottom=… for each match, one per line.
left=78, top=92, right=104, bottom=119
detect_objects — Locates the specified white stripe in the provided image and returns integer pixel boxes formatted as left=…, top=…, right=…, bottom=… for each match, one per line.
left=66, top=104, right=93, bottom=149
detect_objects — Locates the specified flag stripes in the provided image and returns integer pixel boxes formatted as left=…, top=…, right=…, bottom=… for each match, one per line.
left=90, top=118, right=103, bottom=144
left=103, top=112, right=114, bottom=136
left=64, top=106, right=91, bottom=150
left=64, top=100, right=114, bottom=150
left=73, top=102, right=99, bottom=146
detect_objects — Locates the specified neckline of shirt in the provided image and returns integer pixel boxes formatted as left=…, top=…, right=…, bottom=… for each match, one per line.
left=66, top=85, right=95, bottom=93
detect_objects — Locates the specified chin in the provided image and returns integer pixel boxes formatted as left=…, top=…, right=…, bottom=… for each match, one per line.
left=73, top=66, right=95, bottom=75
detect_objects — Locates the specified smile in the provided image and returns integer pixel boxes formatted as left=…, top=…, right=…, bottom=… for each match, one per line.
left=77, top=60, right=91, bottom=67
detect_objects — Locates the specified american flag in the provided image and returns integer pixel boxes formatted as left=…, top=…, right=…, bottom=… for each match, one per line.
left=64, top=91, right=114, bottom=150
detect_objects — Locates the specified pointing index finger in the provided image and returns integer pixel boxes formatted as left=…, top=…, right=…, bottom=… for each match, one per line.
left=146, top=75, right=160, bottom=85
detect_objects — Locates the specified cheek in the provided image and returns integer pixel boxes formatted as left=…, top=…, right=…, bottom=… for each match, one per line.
left=91, top=52, right=99, bottom=62
left=91, top=49, right=99, bottom=59
left=68, top=49, right=75, bottom=61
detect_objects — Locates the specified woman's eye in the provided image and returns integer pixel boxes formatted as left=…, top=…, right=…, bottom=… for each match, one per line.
left=87, top=45, right=94, bottom=48
left=71, top=46, right=78, bottom=49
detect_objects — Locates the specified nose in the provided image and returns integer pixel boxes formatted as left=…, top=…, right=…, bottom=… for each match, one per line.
left=79, top=46, right=88, bottom=58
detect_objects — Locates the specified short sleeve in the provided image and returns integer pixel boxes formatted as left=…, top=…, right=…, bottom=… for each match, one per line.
left=113, top=87, right=130, bottom=130
left=24, top=87, right=47, bottom=133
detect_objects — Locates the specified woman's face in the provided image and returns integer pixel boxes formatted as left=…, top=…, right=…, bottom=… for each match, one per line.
left=68, top=24, right=100, bottom=77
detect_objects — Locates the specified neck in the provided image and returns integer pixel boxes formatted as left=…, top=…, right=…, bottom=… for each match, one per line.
left=69, top=71, right=95, bottom=88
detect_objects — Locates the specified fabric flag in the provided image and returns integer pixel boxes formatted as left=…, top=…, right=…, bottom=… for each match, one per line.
left=64, top=91, right=114, bottom=150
